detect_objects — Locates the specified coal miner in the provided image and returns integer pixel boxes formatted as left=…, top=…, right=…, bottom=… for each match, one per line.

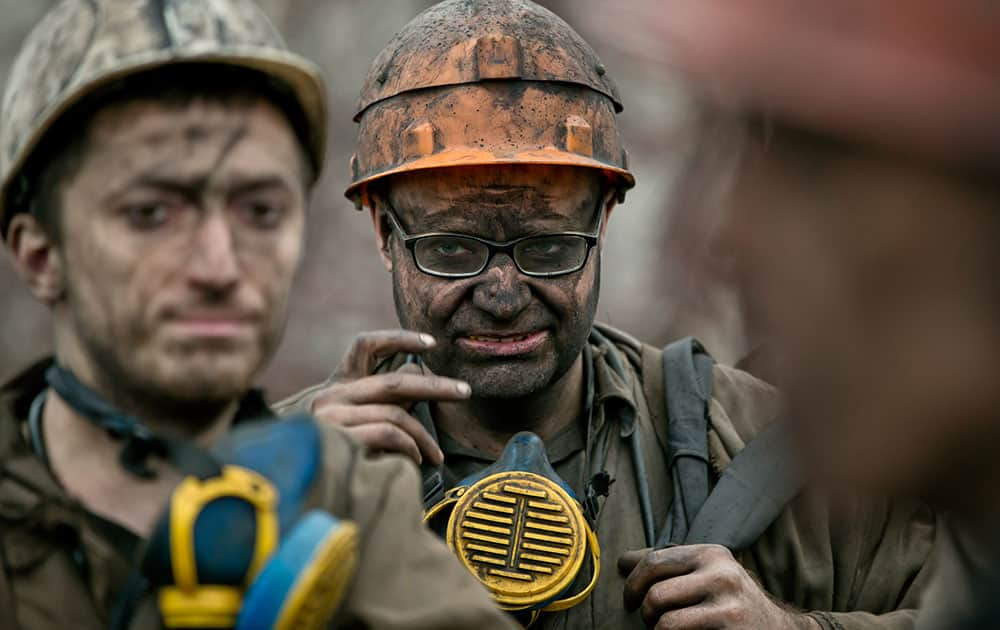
left=0, top=0, right=515, bottom=628
left=278, top=1, right=938, bottom=628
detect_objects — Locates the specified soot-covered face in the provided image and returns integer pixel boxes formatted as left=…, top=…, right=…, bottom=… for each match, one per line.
left=375, top=165, right=610, bottom=400
left=51, top=98, right=307, bottom=417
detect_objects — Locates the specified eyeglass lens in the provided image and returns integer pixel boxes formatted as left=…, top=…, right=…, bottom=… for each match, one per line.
left=412, top=234, right=589, bottom=275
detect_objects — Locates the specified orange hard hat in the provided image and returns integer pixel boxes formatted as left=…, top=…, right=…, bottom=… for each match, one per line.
left=346, top=0, right=635, bottom=209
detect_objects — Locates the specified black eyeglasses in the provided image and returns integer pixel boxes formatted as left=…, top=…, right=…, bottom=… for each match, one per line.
left=383, top=201, right=604, bottom=278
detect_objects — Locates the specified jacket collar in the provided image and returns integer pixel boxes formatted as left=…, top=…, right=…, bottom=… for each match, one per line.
left=587, top=325, right=642, bottom=437
left=0, top=356, right=275, bottom=526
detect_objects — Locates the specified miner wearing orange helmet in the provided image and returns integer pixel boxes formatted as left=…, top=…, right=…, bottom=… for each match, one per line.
left=280, top=1, right=936, bottom=628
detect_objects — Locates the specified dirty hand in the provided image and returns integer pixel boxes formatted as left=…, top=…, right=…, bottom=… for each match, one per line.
left=619, top=545, right=820, bottom=629
left=310, top=330, right=470, bottom=466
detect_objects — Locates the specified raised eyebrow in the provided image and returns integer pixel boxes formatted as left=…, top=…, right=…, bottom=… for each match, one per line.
left=420, top=207, right=571, bottom=221
left=225, top=175, right=295, bottom=196
left=115, top=174, right=207, bottom=199
left=415, top=208, right=573, bottom=228
left=114, top=174, right=294, bottom=199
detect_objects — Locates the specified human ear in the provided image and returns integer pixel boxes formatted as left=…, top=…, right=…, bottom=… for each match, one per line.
left=599, top=188, right=618, bottom=245
left=367, top=195, right=393, bottom=271
left=5, top=213, right=65, bottom=305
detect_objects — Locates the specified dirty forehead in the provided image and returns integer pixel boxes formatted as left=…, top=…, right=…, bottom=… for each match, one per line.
left=383, top=167, right=605, bottom=232
left=62, top=106, right=306, bottom=222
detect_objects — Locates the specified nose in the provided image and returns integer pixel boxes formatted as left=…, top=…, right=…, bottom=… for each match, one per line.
left=186, top=211, right=240, bottom=295
left=471, top=254, right=531, bottom=320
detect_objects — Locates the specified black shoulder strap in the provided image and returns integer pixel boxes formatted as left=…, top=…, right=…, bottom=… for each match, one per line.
left=655, top=338, right=804, bottom=552
left=684, top=419, right=804, bottom=550
left=656, top=337, right=715, bottom=547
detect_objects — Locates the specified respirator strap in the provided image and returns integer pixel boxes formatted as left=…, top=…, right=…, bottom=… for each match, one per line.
left=541, top=524, right=600, bottom=612
left=44, top=364, right=235, bottom=629
left=45, top=365, right=222, bottom=480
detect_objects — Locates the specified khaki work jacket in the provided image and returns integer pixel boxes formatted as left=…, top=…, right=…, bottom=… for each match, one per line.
left=915, top=517, right=1000, bottom=630
left=0, top=358, right=517, bottom=630
left=281, top=323, right=937, bottom=630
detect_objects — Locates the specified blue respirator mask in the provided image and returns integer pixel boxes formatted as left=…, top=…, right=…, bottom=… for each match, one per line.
left=43, top=363, right=357, bottom=630
left=141, top=416, right=358, bottom=630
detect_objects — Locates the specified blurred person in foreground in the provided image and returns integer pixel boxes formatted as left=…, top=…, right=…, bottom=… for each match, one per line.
left=577, top=1, right=1000, bottom=628
left=279, top=1, right=937, bottom=627
left=0, top=0, right=517, bottom=628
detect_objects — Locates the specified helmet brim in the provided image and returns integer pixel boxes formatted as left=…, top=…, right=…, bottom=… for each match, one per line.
left=345, top=146, right=635, bottom=203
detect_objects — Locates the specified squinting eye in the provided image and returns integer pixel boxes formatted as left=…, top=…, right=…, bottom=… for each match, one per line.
left=434, top=241, right=472, bottom=256
left=521, top=241, right=565, bottom=256
left=239, top=200, right=286, bottom=228
left=124, top=203, right=172, bottom=230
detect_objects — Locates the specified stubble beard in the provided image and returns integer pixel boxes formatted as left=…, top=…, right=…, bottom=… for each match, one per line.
left=392, top=265, right=601, bottom=402
left=72, top=309, right=266, bottom=431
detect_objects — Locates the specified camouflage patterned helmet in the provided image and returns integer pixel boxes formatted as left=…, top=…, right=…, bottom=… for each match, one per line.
left=0, top=0, right=328, bottom=236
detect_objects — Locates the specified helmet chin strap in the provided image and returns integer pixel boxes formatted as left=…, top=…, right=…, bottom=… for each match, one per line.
left=44, top=364, right=222, bottom=480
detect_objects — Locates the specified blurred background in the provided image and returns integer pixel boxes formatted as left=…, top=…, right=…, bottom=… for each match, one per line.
left=0, top=0, right=748, bottom=399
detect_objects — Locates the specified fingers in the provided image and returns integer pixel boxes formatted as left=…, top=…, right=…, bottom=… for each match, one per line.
left=317, top=372, right=470, bottom=407
left=622, top=545, right=734, bottom=613
left=311, top=332, right=465, bottom=467
left=619, top=547, right=656, bottom=575
left=333, top=404, right=444, bottom=465
left=347, top=422, right=425, bottom=465
left=622, top=546, right=700, bottom=612
left=334, top=329, right=436, bottom=380
left=638, top=573, right=712, bottom=627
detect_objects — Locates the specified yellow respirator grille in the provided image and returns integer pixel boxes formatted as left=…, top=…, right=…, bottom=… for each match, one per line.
left=445, top=470, right=594, bottom=611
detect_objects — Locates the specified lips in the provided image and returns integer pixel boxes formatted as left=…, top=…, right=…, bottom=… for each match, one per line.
left=465, top=333, right=536, bottom=343
left=162, top=308, right=260, bottom=341
left=456, top=330, right=549, bottom=357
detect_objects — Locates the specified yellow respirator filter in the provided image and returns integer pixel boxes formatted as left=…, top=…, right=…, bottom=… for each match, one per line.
left=425, top=432, right=600, bottom=616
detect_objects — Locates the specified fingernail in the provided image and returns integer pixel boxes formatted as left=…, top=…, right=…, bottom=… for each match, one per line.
left=456, top=382, right=471, bottom=396
left=420, top=333, right=436, bottom=347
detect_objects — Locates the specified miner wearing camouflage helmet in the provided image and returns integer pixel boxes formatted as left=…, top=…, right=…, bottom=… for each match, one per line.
left=278, top=1, right=939, bottom=628
left=0, top=1, right=518, bottom=628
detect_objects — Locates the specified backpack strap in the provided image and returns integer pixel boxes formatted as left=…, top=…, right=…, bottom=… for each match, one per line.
left=655, top=338, right=715, bottom=547
left=684, top=419, right=804, bottom=550
left=653, top=338, right=804, bottom=552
